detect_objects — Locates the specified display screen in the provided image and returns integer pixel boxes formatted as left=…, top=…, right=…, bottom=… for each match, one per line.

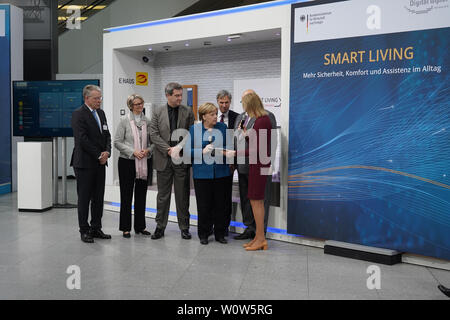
left=13, top=80, right=100, bottom=137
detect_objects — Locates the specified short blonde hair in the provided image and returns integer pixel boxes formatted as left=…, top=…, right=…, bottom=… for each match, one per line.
left=198, top=102, right=218, bottom=122
left=242, top=92, right=267, bottom=118
left=127, top=94, right=144, bottom=111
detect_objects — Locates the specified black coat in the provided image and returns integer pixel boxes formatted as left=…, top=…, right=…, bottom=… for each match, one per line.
left=228, top=110, right=239, bottom=130
left=70, top=104, right=111, bottom=168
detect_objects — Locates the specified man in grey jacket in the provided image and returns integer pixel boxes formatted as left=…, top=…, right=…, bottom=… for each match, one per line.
left=150, top=82, right=195, bottom=239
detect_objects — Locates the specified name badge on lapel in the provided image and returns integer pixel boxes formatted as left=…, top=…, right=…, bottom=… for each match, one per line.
left=103, top=124, right=108, bottom=131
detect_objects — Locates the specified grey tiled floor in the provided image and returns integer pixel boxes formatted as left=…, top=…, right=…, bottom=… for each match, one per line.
left=0, top=182, right=449, bottom=300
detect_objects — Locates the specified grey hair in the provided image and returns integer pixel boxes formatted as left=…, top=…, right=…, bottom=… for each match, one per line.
left=165, top=82, right=183, bottom=95
left=216, top=90, right=232, bottom=101
left=83, top=84, right=101, bottom=98
left=127, top=94, right=144, bottom=111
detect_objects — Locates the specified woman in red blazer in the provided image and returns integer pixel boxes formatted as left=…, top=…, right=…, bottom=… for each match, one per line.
left=238, top=92, right=272, bottom=251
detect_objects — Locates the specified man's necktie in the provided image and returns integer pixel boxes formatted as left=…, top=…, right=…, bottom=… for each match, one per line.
left=92, top=110, right=102, bottom=132
left=220, top=114, right=224, bottom=123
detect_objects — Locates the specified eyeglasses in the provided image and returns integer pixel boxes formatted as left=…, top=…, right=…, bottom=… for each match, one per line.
left=133, top=102, right=144, bottom=106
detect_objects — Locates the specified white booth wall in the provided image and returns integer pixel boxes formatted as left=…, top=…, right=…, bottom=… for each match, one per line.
left=150, top=39, right=281, bottom=108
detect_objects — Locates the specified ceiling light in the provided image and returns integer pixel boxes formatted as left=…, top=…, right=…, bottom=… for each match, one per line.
left=227, top=34, right=241, bottom=40
left=58, top=16, right=88, bottom=21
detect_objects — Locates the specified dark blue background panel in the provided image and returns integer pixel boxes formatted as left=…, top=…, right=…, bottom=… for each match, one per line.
left=288, top=27, right=450, bottom=261
left=0, top=5, right=11, bottom=194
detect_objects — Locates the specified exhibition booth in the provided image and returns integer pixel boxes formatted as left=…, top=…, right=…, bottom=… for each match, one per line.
left=5, top=0, right=446, bottom=268
left=102, top=0, right=295, bottom=243
left=101, top=0, right=450, bottom=266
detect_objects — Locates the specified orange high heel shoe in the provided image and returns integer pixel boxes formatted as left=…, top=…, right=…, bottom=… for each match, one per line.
left=245, top=240, right=268, bottom=251
left=243, top=239, right=256, bottom=248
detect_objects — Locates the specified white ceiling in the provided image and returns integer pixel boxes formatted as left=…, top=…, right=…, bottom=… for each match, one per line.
left=120, top=28, right=281, bottom=54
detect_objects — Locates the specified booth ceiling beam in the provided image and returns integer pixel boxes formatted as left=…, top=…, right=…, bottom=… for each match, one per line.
left=175, top=0, right=277, bottom=17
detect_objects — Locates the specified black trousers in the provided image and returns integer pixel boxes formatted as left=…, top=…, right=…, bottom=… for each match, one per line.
left=194, top=176, right=229, bottom=240
left=74, top=165, right=106, bottom=233
left=118, top=158, right=149, bottom=232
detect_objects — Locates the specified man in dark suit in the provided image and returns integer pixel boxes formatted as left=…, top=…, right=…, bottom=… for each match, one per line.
left=216, top=90, right=239, bottom=130
left=71, top=85, right=112, bottom=243
left=149, top=82, right=195, bottom=240
left=216, top=90, right=239, bottom=235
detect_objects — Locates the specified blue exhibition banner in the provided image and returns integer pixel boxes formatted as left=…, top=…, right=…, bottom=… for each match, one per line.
left=288, top=1, right=450, bottom=260
left=0, top=5, right=11, bottom=194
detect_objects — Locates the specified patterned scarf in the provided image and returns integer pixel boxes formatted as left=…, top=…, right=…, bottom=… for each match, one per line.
left=129, top=113, right=147, bottom=180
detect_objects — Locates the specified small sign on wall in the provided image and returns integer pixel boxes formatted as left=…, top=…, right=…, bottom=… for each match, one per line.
left=117, top=72, right=149, bottom=86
